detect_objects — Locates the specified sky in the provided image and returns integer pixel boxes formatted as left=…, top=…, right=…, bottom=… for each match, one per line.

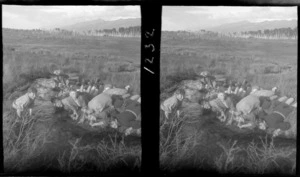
left=2, top=5, right=141, bottom=29
left=162, top=6, right=297, bottom=31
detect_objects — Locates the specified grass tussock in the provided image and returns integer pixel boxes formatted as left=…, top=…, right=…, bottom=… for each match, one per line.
left=57, top=137, right=141, bottom=173
left=214, top=137, right=296, bottom=174
left=160, top=112, right=296, bottom=174
left=3, top=109, right=52, bottom=173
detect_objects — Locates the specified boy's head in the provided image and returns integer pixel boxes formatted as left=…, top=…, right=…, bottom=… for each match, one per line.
left=259, top=96, right=272, bottom=110
left=218, top=92, right=227, bottom=101
left=174, top=89, right=184, bottom=101
left=110, top=119, right=119, bottom=129
left=258, top=121, right=267, bottom=130
left=28, top=87, right=37, bottom=99
left=69, top=91, right=77, bottom=99
left=112, top=95, right=124, bottom=109
left=51, top=98, right=63, bottom=107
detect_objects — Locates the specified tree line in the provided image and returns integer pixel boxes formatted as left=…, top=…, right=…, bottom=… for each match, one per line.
left=161, top=27, right=297, bottom=41
left=86, top=26, right=141, bottom=37
left=231, top=27, right=298, bottom=39
left=2, top=26, right=141, bottom=40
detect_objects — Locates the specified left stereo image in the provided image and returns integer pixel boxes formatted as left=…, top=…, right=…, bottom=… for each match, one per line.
left=2, top=5, right=141, bottom=174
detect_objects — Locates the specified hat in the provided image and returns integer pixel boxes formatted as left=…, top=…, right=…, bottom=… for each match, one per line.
left=53, top=69, right=62, bottom=75
left=125, top=85, right=130, bottom=90
left=272, top=86, right=278, bottom=92
left=200, top=71, right=209, bottom=77
left=28, top=87, right=37, bottom=94
left=252, top=85, right=260, bottom=92
left=175, top=89, right=184, bottom=96
left=104, top=84, right=112, bottom=89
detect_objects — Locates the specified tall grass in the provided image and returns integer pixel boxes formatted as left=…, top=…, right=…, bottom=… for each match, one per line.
left=3, top=30, right=141, bottom=95
left=214, top=137, right=296, bottom=174
left=3, top=49, right=140, bottom=95
left=3, top=97, right=141, bottom=173
left=160, top=112, right=201, bottom=171
left=159, top=112, right=296, bottom=174
left=3, top=109, right=52, bottom=173
left=57, top=136, right=141, bottom=173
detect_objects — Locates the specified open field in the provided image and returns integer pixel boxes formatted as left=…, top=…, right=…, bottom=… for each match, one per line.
left=160, top=33, right=297, bottom=175
left=3, top=29, right=141, bottom=96
left=2, top=29, right=141, bottom=174
left=161, top=33, right=297, bottom=99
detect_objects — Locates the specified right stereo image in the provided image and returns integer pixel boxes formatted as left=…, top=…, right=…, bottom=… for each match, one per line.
left=160, top=6, right=297, bottom=175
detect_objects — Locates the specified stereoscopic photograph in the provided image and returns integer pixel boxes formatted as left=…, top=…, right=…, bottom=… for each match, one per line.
left=2, top=5, right=141, bottom=174
left=160, top=6, right=297, bottom=174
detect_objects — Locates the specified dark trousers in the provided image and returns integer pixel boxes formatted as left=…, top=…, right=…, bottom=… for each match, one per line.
left=117, top=111, right=141, bottom=129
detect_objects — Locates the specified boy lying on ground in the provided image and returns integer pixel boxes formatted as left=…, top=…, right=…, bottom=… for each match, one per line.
left=209, top=92, right=235, bottom=122
left=110, top=98, right=141, bottom=136
left=233, top=94, right=262, bottom=128
left=257, top=100, right=294, bottom=137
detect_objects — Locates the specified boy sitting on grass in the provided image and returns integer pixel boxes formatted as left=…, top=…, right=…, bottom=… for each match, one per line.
left=12, top=87, right=37, bottom=117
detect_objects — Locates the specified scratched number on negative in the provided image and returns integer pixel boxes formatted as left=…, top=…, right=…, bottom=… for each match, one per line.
left=145, top=44, right=155, bottom=52
left=145, top=29, right=155, bottom=38
left=144, top=67, right=154, bottom=74
left=145, top=57, right=154, bottom=64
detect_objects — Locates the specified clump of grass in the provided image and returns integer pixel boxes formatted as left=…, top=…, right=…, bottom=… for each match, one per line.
left=213, top=137, right=296, bottom=174
left=57, top=136, right=141, bottom=173
left=243, top=137, right=295, bottom=174
left=160, top=112, right=201, bottom=171
left=3, top=109, right=52, bottom=173
left=214, top=140, right=241, bottom=173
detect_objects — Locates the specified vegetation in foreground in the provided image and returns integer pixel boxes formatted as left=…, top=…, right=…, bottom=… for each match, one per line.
left=159, top=95, right=296, bottom=175
left=3, top=108, right=141, bottom=174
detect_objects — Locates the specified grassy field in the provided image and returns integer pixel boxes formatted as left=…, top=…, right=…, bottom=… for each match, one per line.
left=160, top=34, right=297, bottom=99
left=160, top=33, right=297, bottom=175
left=3, top=29, right=141, bottom=97
left=2, top=28, right=141, bottom=174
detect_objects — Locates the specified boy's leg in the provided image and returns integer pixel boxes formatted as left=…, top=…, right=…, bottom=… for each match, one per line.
left=17, top=109, right=22, bottom=117
left=165, top=111, right=169, bottom=119
left=129, top=120, right=141, bottom=129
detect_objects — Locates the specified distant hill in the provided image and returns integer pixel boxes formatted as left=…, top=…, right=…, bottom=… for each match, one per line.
left=205, top=19, right=297, bottom=33
left=58, top=18, right=141, bottom=32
